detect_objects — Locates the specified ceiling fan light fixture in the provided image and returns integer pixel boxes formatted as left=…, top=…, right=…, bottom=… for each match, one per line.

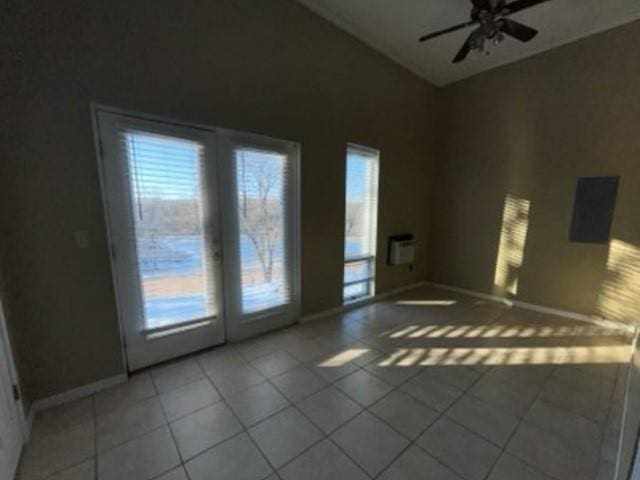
left=418, top=0, right=549, bottom=63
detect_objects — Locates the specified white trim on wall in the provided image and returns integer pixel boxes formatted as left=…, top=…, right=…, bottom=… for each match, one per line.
left=27, top=373, right=128, bottom=432
left=90, top=104, right=129, bottom=373
left=616, top=330, right=639, bottom=480
left=629, top=436, right=640, bottom=480
left=18, top=278, right=638, bottom=451
left=24, top=282, right=426, bottom=426
left=427, top=281, right=634, bottom=333
left=0, top=291, right=28, bottom=443
left=301, top=281, right=428, bottom=323
left=302, top=279, right=633, bottom=333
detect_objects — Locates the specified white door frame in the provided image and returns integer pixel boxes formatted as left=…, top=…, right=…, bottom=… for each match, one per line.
left=0, top=291, right=28, bottom=476
left=94, top=109, right=227, bottom=371
left=92, top=105, right=302, bottom=368
left=217, top=129, right=301, bottom=341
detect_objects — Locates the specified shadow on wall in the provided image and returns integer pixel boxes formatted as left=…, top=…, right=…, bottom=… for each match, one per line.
left=489, top=194, right=640, bottom=327
left=599, top=241, right=640, bottom=480
left=493, top=194, right=531, bottom=297
left=597, top=239, right=640, bottom=324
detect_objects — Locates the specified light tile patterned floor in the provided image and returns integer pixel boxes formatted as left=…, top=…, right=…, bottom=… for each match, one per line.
left=16, top=286, right=633, bottom=480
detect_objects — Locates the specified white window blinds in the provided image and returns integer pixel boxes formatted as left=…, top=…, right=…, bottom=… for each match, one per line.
left=344, top=145, right=379, bottom=302
left=122, top=130, right=217, bottom=330
left=232, top=147, right=293, bottom=314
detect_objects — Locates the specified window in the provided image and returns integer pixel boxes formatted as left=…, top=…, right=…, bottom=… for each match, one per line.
left=125, top=131, right=217, bottom=330
left=343, top=145, right=379, bottom=303
left=233, top=148, right=292, bottom=315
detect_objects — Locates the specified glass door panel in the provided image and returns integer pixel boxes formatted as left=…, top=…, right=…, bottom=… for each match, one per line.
left=126, top=132, right=217, bottom=330
left=96, top=110, right=225, bottom=370
left=234, top=148, right=290, bottom=314
left=219, top=132, right=300, bottom=340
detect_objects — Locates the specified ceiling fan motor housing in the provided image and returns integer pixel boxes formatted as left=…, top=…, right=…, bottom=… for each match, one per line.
left=419, top=0, right=548, bottom=63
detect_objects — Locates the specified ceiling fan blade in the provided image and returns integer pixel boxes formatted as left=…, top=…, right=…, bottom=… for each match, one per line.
left=485, top=0, right=507, bottom=11
left=419, top=20, right=477, bottom=42
left=473, top=0, right=506, bottom=13
left=471, top=0, right=491, bottom=8
left=499, top=18, right=538, bottom=41
left=453, top=34, right=474, bottom=63
left=494, top=0, right=508, bottom=10
left=503, top=0, right=551, bottom=15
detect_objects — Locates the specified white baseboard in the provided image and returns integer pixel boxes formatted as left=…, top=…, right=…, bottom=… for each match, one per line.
left=27, top=373, right=128, bottom=433
left=427, top=281, right=634, bottom=333
left=301, top=281, right=428, bottom=324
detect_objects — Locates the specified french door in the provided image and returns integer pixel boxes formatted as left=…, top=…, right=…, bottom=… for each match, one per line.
left=96, top=110, right=300, bottom=370
left=218, top=132, right=300, bottom=340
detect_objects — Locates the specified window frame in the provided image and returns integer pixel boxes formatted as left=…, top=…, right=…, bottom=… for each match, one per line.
left=217, top=129, right=302, bottom=338
left=94, top=108, right=227, bottom=369
left=343, top=143, right=380, bottom=304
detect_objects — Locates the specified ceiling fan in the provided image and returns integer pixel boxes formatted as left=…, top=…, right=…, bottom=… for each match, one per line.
left=419, top=0, right=551, bottom=63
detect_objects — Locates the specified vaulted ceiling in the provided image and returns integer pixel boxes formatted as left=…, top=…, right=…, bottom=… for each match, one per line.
left=297, top=0, right=640, bottom=85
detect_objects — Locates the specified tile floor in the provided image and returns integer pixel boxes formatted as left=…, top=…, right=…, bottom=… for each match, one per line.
left=16, top=286, right=633, bottom=480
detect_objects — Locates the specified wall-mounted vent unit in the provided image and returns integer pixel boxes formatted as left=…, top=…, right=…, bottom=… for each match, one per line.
left=388, top=234, right=415, bottom=265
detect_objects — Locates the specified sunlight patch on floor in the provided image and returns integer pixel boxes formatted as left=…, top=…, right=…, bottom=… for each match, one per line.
left=367, top=345, right=632, bottom=367
left=393, top=300, right=458, bottom=306
left=314, top=340, right=631, bottom=369
left=385, top=323, right=583, bottom=339
left=317, top=348, right=369, bottom=367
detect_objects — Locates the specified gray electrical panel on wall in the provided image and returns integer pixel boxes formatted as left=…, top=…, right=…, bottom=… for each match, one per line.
left=569, top=176, right=619, bottom=244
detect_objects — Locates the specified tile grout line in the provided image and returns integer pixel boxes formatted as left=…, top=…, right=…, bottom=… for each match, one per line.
left=191, top=351, right=327, bottom=477
left=296, top=316, right=504, bottom=479
left=148, top=366, right=192, bottom=480
left=32, top=354, right=592, bottom=478
left=210, top=373, right=286, bottom=479
left=539, top=365, right=619, bottom=426
left=364, top=308, right=514, bottom=478
left=25, top=293, right=631, bottom=480
left=440, top=310, right=588, bottom=480
left=29, top=373, right=170, bottom=480
left=190, top=347, right=373, bottom=476
left=38, top=375, right=615, bottom=480
left=264, top=367, right=372, bottom=471
left=152, top=356, right=244, bottom=479
left=263, top=386, right=373, bottom=478
left=482, top=364, right=565, bottom=480
left=591, top=362, right=626, bottom=480
left=324, top=435, right=374, bottom=479
left=251, top=308, right=531, bottom=478
left=459, top=309, right=564, bottom=480
left=22, top=399, right=100, bottom=480
left=372, top=352, right=498, bottom=480
left=93, top=394, right=98, bottom=480
left=371, top=309, right=556, bottom=478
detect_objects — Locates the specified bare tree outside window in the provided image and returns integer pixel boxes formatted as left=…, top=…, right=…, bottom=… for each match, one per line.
left=345, top=202, right=364, bottom=237
left=237, top=151, right=284, bottom=283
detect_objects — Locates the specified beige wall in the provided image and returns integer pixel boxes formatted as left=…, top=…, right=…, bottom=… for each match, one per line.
left=430, top=20, right=640, bottom=325
left=0, top=0, right=436, bottom=404
left=6, top=0, right=640, bottom=408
